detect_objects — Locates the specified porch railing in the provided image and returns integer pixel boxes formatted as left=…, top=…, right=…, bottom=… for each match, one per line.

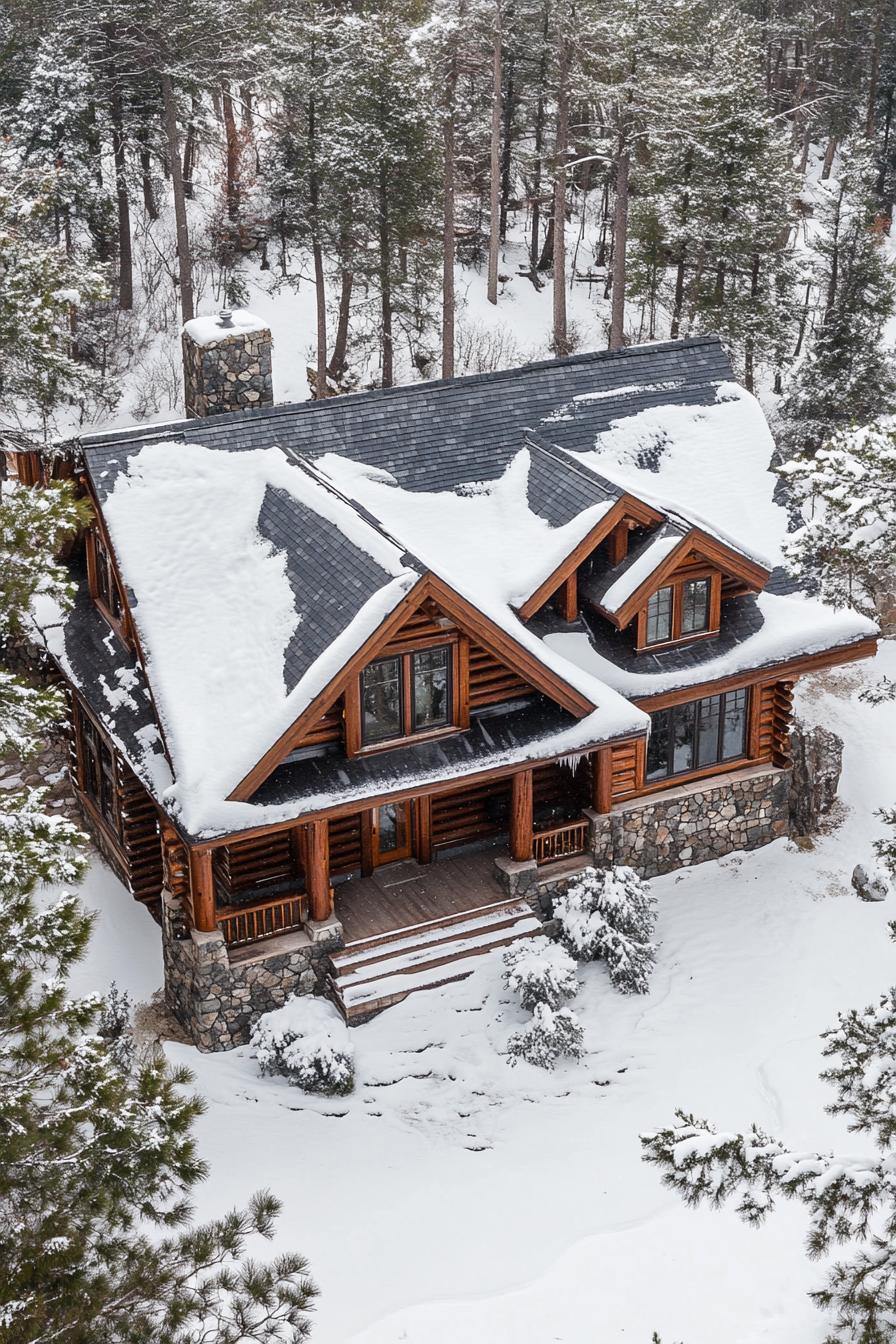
left=532, top=819, right=589, bottom=866
left=217, top=891, right=308, bottom=949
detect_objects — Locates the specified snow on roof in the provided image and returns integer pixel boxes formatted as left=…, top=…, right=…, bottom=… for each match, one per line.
left=567, top=382, right=784, bottom=568
left=544, top=591, right=877, bottom=700
left=182, top=308, right=269, bottom=347
left=100, top=440, right=417, bottom=832
left=597, top=525, right=684, bottom=615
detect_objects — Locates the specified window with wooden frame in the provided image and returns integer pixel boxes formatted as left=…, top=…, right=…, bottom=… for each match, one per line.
left=358, top=642, right=456, bottom=749
left=636, top=571, right=721, bottom=650
left=74, top=702, right=122, bottom=837
left=88, top=527, right=127, bottom=635
left=645, top=687, right=750, bottom=783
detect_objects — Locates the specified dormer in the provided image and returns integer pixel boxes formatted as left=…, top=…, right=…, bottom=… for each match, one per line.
left=585, top=522, right=771, bottom=653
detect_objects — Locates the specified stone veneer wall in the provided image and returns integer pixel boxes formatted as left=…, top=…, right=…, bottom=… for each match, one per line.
left=182, top=321, right=273, bottom=418
left=497, top=764, right=791, bottom=909
left=162, top=893, right=343, bottom=1052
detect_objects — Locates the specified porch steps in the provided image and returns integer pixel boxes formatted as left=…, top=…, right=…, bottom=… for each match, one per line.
left=328, top=899, right=542, bottom=1023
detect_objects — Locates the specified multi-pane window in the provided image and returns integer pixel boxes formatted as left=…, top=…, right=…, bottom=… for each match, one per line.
left=361, top=645, right=453, bottom=745
left=77, top=707, right=121, bottom=834
left=645, top=586, right=673, bottom=644
left=646, top=688, right=749, bottom=782
left=681, top=578, right=710, bottom=634
left=93, top=531, right=123, bottom=624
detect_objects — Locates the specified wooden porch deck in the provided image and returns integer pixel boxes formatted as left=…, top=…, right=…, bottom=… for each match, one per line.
left=335, top=842, right=507, bottom=945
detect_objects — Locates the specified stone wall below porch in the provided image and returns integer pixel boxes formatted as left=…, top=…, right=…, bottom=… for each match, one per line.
left=161, top=892, right=343, bottom=1051
left=496, top=764, right=791, bottom=905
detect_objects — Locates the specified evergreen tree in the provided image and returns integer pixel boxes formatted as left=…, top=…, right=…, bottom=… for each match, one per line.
left=554, top=865, right=658, bottom=994
left=642, top=926, right=896, bottom=1344
left=780, top=418, right=896, bottom=617
left=778, top=142, right=896, bottom=457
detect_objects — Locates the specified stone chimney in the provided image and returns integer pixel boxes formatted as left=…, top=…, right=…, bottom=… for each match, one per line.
left=181, top=309, right=274, bottom=418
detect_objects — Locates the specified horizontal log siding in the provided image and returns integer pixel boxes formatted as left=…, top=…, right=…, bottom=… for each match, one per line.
left=298, top=698, right=344, bottom=748
left=329, top=813, right=362, bottom=875
left=468, top=639, right=532, bottom=709
left=431, top=777, right=511, bottom=850
left=756, top=680, right=794, bottom=767
left=610, top=738, right=645, bottom=800
left=382, top=605, right=448, bottom=652
left=118, top=764, right=164, bottom=903
left=212, top=830, right=297, bottom=904
left=533, top=759, right=590, bottom=820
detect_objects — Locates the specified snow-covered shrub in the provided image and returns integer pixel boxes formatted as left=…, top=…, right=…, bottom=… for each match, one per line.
left=555, top=865, right=658, bottom=994
left=502, top=938, right=579, bottom=1011
left=251, top=996, right=355, bottom=1096
left=507, top=1004, right=584, bottom=1069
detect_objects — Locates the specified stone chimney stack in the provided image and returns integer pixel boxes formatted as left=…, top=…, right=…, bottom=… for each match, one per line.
left=181, top=309, right=274, bottom=418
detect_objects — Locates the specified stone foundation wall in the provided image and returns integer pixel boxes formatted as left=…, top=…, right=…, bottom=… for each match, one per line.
left=496, top=764, right=792, bottom=905
left=162, top=894, right=343, bottom=1051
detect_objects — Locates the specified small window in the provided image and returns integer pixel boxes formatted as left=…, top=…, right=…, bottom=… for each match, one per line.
left=646, top=688, right=749, bottom=782
left=77, top=707, right=121, bottom=835
left=413, top=647, right=450, bottom=730
left=645, top=586, right=673, bottom=644
left=362, top=657, right=402, bottom=743
left=681, top=578, right=710, bottom=634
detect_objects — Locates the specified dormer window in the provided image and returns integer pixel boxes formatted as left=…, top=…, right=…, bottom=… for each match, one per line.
left=361, top=644, right=453, bottom=747
left=681, top=578, right=710, bottom=634
left=638, top=572, right=720, bottom=650
left=646, top=587, right=673, bottom=643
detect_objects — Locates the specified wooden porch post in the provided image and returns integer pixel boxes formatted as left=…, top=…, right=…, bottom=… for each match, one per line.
left=593, top=747, right=613, bottom=814
left=304, top=817, right=332, bottom=921
left=189, top=846, right=216, bottom=932
left=510, top=768, right=533, bottom=862
left=559, top=571, right=577, bottom=622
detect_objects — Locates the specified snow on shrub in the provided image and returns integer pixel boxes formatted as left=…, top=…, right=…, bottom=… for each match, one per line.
left=502, top=938, right=578, bottom=1011
left=507, top=1004, right=585, bottom=1069
left=554, top=865, right=658, bottom=994
left=251, top=996, right=355, bottom=1095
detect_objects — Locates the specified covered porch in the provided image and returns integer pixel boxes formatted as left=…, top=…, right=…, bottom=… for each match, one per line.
left=181, top=746, right=619, bottom=954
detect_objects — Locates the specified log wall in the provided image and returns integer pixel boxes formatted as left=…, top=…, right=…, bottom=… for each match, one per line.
left=431, top=777, right=511, bottom=851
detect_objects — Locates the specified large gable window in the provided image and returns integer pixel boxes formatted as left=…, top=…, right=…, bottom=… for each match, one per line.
left=361, top=644, right=454, bottom=746
left=646, top=688, right=749, bottom=782
left=681, top=578, right=710, bottom=634
left=645, top=586, right=673, bottom=644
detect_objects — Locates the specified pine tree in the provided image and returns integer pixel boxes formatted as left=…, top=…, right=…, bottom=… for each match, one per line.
left=554, top=865, right=658, bottom=994
left=778, top=142, right=896, bottom=457
left=642, top=926, right=896, bottom=1344
left=780, top=419, right=896, bottom=617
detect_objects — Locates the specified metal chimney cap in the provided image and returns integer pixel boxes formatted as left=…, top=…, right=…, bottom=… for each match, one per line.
left=218, top=309, right=234, bottom=328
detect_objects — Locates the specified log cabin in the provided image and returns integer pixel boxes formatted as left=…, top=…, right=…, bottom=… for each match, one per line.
left=14, top=320, right=878, bottom=1048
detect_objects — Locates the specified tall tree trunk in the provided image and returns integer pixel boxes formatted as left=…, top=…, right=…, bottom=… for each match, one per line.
left=487, top=7, right=502, bottom=305
left=442, top=48, right=457, bottom=376
left=161, top=72, right=195, bottom=324
left=669, top=150, right=692, bottom=339
left=379, top=165, right=393, bottom=387
left=821, top=134, right=838, bottom=180
left=138, top=127, right=158, bottom=221
left=744, top=253, right=761, bottom=392
left=308, top=80, right=328, bottom=398
left=109, top=78, right=133, bottom=311
left=182, top=97, right=199, bottom=200
left=609, top=144, right=629, bottom=351
left=240, top=85, right=254, bottom=133
left=499, top=36, right=515, bottom=240
left=329, top=264, right=353, bottom=378
left=529, top=0, right=549, bottom=274
left=552, top=36, right=570, bottom=354
left=221, top=84, right=240, bottom=226
left=878, top=86, right=894, bottom=197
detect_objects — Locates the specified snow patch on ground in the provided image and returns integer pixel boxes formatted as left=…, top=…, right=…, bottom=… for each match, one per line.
left=76, top=642, right=896, bottom=1343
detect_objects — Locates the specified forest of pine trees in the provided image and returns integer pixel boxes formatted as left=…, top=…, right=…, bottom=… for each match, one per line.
left=2, top=0, right=896, bottom=443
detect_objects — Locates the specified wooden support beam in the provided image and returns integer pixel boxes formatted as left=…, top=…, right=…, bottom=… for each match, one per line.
left=593, top=747, right=613, bottom=813
left=304, top=818, right=332, bottom=921
left=510, top=768, right=533, bottom=862
left=608, top=520, right=629, bottom=566
left=559, top=571, right=577, bottom=622
left=189, top=846, right=216, bottom=932
left=415, top=796, right=433, bottom=865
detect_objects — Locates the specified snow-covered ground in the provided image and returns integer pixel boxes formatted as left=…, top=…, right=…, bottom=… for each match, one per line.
left=71, top=642, right=896, bottom=1343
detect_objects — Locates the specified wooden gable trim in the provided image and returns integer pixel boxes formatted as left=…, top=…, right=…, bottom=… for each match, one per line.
left=227, top=571, right=596, bottom=804
left=598, top=529, right=771, bottom=631
left=517, top=493, right=664, bottom=620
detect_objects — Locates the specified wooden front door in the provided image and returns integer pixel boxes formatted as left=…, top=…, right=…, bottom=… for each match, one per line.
left=372, top=801, right=413, bottom=866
